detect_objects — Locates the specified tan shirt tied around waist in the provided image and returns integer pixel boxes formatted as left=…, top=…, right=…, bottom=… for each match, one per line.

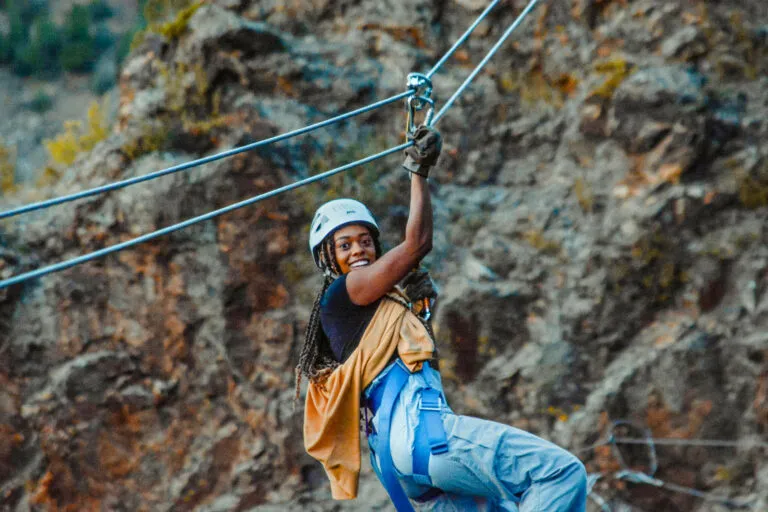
left=303, top=294, right=435, bottom=500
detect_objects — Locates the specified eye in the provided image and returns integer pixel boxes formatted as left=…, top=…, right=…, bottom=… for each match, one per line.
left=361, top=238, right=373, bottom=247
left=338, top=242, right=350, bottom=251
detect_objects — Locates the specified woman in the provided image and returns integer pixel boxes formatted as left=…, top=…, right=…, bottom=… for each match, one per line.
left=297, top=127, right=587, bottom=511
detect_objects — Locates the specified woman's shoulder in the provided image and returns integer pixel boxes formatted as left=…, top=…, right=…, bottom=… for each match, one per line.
left=321, top=275, right=353, bottom=311
left=321, top=275, right=385, bottom=313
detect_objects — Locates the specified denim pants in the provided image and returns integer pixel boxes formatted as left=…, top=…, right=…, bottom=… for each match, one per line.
left=365, top=363, right=587, bottom=512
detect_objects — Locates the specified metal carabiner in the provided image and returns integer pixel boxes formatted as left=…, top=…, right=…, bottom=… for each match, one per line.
left=405, top=95, right=435, bottom=137
left=405, top=72, right=435, bottom=138
left=406, top=72, right=433, bottom=99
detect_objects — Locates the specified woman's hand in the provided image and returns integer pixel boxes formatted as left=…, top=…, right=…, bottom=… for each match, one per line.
left=345, top=129, right=441, bottom=306
left=402, top=126, right=443, bottom=178
left=401, top=269, right=438, bottom=302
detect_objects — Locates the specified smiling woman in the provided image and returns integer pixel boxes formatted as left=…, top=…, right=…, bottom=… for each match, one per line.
left=332, top=225, right=378, bottom=276
left=296, top=127, right=587, bottom=512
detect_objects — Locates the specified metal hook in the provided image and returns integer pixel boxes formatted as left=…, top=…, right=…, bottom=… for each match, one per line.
left=405, top=73, right=435, bottom=137
left=406, top=72, right=433, bottom=99
left=405, top=95, right=435, bottom=137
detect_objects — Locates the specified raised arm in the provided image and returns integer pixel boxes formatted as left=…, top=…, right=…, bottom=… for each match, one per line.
left=346, top=128, right=441, bottom=305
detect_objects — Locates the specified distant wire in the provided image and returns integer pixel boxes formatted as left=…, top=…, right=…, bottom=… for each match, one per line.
left=431, top=0, right=541, bottom=126
left=578, top=436, right=768, bottom=453
left=0, top=142, right=412, bottom=290
left=614, top=437, right=768, bottom=449
left=578, top=421, right=761, bottom=511
left=0, top=91, right=414, bottom=220
left=615, top=470, right=754, bottom=510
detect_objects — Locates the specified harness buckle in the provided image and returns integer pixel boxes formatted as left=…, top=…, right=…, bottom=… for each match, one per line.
left=430, top=440, right=449, bottom=455
left=419, top=392, right=442, bottom=412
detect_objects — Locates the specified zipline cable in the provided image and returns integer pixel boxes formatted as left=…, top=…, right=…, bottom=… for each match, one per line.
left=425, top=0, right=502, bottom=79
left=0, top=143, right=412, bottom=290
left=431, top=0, right=541, bottom=126
left=0, top=0, right=506, bottom=221
left=0, top=91, right=414, bottom=221
left=0, top=0, right=543, bottom=289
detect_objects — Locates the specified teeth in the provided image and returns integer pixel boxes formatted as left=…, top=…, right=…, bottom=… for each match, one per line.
left=350, top=261, right=369, bottom=267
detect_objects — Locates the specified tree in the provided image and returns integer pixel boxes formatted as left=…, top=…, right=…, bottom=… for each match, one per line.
left=63, top=5, right=92, bottom=43
left=60, top=5, right=97, bottom=73
left=33, top=16, right=62, bottom=77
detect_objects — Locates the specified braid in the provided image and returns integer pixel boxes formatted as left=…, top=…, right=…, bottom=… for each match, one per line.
left=294, top=229, right=384, bottom=403
left=323, top=237, right=341, bottom=276
left=295, top=238, right=343, bottom=402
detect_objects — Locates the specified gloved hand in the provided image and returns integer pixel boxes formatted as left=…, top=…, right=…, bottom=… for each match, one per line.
left=402, top=126, right=442, bottom=178
left=401, top=269, right=438, bottom=303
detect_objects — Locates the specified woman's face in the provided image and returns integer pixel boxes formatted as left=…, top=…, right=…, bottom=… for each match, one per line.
left=332, top=224, right=377, bottom=274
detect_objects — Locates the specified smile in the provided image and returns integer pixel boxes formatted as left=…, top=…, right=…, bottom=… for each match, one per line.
left=350, top=260, right=370, bottom=268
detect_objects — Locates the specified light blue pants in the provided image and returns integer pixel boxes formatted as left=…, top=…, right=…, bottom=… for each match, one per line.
left=366, top=364, right=587, bottom=511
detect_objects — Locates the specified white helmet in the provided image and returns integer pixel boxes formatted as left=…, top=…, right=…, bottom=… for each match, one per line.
left=309, top=198, right=379, bottom=267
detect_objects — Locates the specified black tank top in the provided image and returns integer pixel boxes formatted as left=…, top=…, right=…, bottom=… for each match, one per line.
left=320, top=275, right=381, bottom=363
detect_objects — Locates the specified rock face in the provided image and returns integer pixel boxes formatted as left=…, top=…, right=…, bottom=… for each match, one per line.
left=1, top=0, right=768, bottom=510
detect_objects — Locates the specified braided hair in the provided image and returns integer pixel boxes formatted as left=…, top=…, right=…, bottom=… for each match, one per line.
left=294, top=227, right=396, bottom=401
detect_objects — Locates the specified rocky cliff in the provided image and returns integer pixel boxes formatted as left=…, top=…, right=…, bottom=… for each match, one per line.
left=1, top=0, right=767, bottom=510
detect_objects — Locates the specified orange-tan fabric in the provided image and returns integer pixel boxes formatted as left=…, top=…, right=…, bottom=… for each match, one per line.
left=303, top=293, right=435, bottom=500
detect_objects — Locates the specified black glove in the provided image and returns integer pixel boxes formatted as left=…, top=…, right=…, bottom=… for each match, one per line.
left=402, top=126, right=442, bottom=178
left=401, top=269, right=438, bottom=303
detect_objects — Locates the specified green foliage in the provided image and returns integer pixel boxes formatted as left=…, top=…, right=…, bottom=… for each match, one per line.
left=44, top=101, right=109, bottom=166
left=0, top=0, right=117, bottom=78
left=60, top=41, right=97, bottom=73
left=14, top=15, right=62, bottom=78
left=523, top=229, right=562, bottom=255
left=12, top=42, right=40, bottom=76
left=88, top=0, right=114, bottom=21
left=142, top=0, right=194, bottom=26
left=590, top=59, right=634, bottom=100
left=63, top=5, right=92, bottom=43
left=0, top=139, right=17, bottom=195
left=628, top=232, right=684, bottom=304
left=498, top=68, right=578, bottom=110
left=735, top=162, right=768, bottom=209
left=27, top=90, right=54, bottom=113
left=157, top=61, right=209, bottom=114
left=116, top=28, right=139, bottom=65
left=130, top=0, right=200, bottom=48
left=93, top=25, right=116, bottom=52
left=0, top=34, right=11, bottom=64
left=157, top=1, right=202, bottom=40
left=59, top=5, right=98, bottom=73
left=120, top=124, right=169, bottom=161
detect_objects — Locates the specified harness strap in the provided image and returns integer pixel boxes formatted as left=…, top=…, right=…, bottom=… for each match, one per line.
left=366, top=361, right=449, bottom=509
left=412, top=386, right=449, bottom=485
left=369, top=362, right=415, bottom=512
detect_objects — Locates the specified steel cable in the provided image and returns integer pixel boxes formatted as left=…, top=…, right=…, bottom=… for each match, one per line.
left=0, top=0, right=506, bottom=221
left=0, top=0, right=542, bottom=288
left=431, top=0, right=541, bottom=126
left=0, top=91, right=414, bottom=220
left=0, top=143, right=412, bottom=289
left=425, top=0, right=502, bottom=79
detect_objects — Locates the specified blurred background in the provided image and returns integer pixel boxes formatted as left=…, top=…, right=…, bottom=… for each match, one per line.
left=0, top=0, right=767, bottom=510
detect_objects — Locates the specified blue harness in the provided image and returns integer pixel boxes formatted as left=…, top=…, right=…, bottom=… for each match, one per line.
left=366, top=360, right=449, bottom=511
